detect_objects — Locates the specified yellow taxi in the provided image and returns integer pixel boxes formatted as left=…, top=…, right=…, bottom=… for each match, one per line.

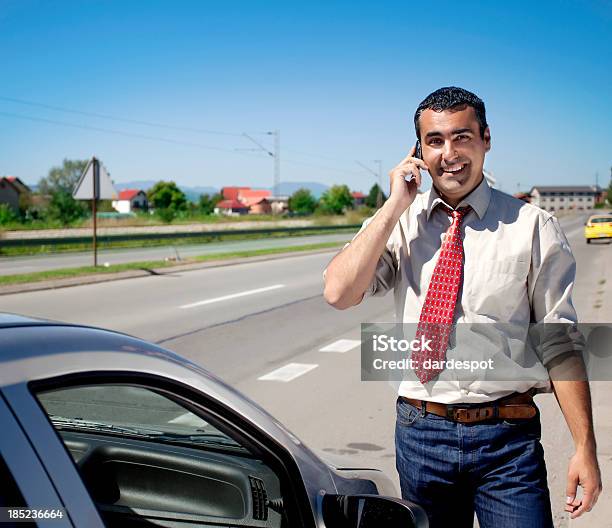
left=584, top=213, right=612, bottom=243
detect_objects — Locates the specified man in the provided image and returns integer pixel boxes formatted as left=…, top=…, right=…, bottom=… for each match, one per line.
left=323, top=87, right=601, bottom=527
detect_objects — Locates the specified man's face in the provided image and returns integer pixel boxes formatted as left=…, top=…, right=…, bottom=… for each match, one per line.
left=418, top=105, right=491, bottom=205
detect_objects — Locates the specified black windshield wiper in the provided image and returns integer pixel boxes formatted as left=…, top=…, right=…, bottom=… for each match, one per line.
left=154, top=432, right=244, bottom=449
left=50, top=415, right=167, bottom=438
left=49, top=416, right=245, bottom=450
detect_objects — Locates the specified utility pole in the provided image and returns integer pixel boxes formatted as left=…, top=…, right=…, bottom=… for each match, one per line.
left=374, top=160, right=383, bottom=208
left=241, top=131, right=279, bottom=195
left=270, top=130, right=280, bottom=196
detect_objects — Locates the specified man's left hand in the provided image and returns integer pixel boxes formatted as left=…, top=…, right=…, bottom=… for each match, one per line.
left=565, top=448, right=602, bottom=519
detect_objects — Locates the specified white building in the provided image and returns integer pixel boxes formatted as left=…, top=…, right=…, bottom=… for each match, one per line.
left=268, top=196, right=289, bottom=214
left=529, top=185, right=600, bottom=212
left=112, top=189, right=148, bottom=213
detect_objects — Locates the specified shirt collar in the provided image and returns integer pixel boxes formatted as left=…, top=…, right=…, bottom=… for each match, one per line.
left=426, top=175, right=491, bottom=221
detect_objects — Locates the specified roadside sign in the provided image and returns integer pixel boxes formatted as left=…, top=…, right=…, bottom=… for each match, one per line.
left=73, top=158, right=117, bottom=200
left=72, top=157, right=117, bottom=267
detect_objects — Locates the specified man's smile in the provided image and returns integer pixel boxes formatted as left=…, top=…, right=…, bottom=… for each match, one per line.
left=439, top=163, right=469, bottom=176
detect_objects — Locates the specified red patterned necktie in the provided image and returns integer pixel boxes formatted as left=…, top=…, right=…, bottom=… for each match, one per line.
left=413, top=205, right=469, bottom=384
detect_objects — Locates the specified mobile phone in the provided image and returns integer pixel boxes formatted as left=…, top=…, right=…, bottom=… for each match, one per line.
left=405, top=141, right=422, bottom=183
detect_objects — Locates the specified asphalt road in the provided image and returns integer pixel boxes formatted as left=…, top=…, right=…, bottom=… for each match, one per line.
left=0, top=232, right=353, bottom=275
left=0, top=212, right=609, bottom=527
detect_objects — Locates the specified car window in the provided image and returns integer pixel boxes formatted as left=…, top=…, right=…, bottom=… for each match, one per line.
left=37, top=384, right=244, bottom=451
left=591, top=216, right=612, bottom=223
left=35, top=383, right=288, bottom=528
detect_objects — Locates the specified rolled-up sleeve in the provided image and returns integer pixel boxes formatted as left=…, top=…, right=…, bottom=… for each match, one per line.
left=529, top=215, right=578, bottom=323
left=528, top=214, right=582, bottom=365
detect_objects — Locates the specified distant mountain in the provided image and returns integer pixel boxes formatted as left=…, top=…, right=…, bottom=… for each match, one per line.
left=114, top=180, right=158, bottom=191
left=180, top=186, right=219, bottom=203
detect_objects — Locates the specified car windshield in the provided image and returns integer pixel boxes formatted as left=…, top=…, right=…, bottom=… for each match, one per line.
left=590, top=217, right=612, bottom=223
left=37, top=385, right=247, bottom=452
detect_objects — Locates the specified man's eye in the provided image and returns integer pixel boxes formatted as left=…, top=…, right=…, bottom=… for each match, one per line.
left=429, top=138, right=442, bottom=145
left=456, top=135, right=470, bottom=141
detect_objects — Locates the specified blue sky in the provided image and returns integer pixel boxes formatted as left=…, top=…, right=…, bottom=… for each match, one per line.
left=0, top=0, right=610, bottom=195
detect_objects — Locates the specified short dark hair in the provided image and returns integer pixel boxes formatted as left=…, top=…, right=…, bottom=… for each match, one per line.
left=414, top=86, right=488, bottom=140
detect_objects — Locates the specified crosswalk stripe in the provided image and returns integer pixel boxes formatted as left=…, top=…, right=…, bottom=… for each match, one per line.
left=257, top=363, right=318, bottom=382
left=319, top=339, right=361, bottom=353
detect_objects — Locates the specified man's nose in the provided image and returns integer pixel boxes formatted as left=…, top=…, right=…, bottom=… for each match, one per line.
left=442, top=141, right=459, bottom=162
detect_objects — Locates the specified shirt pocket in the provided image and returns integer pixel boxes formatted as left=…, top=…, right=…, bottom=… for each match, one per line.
left=465, top=259, right=531, bottom=317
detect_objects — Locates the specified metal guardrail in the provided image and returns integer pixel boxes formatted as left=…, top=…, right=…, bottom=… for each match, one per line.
left=0, top=224, right=361, bottom=248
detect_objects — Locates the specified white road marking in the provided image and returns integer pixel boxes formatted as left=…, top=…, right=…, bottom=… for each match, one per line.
left=319, top=339, right=361, bottom=353
left=258, top=363, right=318, bottom=382
left=179, top=284, right=285, bottom=309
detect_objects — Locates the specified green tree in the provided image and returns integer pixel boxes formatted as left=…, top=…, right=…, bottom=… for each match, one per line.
left=288, top=188, right=317, bottom=214
left=0, top=203, right=18, bottom=225
left=317, top=184, right=353, bottom=215
left=38, top=158, right=89, bottom=195
left=38, top=158, right=89, bottom=225
left=365, top=183, right=387, bottom=208
left=147, top=181, right=187, bottom=222
left=46, top=190, right=87, bottom=226
left=198, top=192, right=223, bottom=215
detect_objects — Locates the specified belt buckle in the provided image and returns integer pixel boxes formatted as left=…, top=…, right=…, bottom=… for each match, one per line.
left=446, top=404, right=488, bottom=423
left=445, top=404, right=464, bottom=421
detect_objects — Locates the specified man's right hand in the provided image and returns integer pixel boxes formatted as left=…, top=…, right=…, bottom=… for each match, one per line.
left=387, top=145, right=429, bottom=212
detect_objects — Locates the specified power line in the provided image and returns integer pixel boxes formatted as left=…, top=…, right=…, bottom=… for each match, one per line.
left=0, top=95, right=373, bottom=168
left=0, top=95, right=243, bottom=137
left=0, top=111, right=363, bottom=176
left=0, top=111, right=242, bottom=152
left=0, top=95, right=378, bottom=174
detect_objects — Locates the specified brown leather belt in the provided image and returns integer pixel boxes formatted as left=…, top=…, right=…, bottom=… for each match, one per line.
left=399, top=390, right=537, bottom=424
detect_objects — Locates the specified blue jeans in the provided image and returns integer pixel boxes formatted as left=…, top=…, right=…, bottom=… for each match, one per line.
left=395, top=398, right=554, bottom=528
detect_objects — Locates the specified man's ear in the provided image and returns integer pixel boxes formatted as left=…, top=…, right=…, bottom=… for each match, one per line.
left=484, top=127, right=491, bottom=152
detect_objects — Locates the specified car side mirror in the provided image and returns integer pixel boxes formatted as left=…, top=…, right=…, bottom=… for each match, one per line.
left=322, top=493, right=428, bottom=527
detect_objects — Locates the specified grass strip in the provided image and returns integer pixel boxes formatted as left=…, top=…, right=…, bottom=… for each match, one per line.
left=0, top=241, right=345, bottom=286
left=0, top=228, right=358, bottom=257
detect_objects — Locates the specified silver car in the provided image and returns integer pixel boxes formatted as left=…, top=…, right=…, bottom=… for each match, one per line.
left=0, top=314, right=428, bottom=527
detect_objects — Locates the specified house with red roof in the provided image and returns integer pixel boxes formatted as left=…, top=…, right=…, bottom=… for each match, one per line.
left=238, top=189, right=272, bottom=214
left=216, top=186, right=288, bottom=215
left=214, top=199, right=250, bottom=216
left=245, top=196, right=272, bottom=215
left=221, top=186, right=251, bottom=201
left=111, top=189, right=149, bottom=214
left=0, top=176, right=31, bottom=213
left=351, top=191, right=366, bottom=207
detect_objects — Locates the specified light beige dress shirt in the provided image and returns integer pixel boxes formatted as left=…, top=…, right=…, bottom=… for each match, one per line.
left=342, top=177, right=579, bottom=403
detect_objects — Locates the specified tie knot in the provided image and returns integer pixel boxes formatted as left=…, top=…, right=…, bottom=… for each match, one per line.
left=442, top=205, right=470, bottom=224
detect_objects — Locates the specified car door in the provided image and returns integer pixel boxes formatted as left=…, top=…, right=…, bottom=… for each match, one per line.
left=0, top=392, right=72, bottom=528
left=5, top=372, right=316, bottom=528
